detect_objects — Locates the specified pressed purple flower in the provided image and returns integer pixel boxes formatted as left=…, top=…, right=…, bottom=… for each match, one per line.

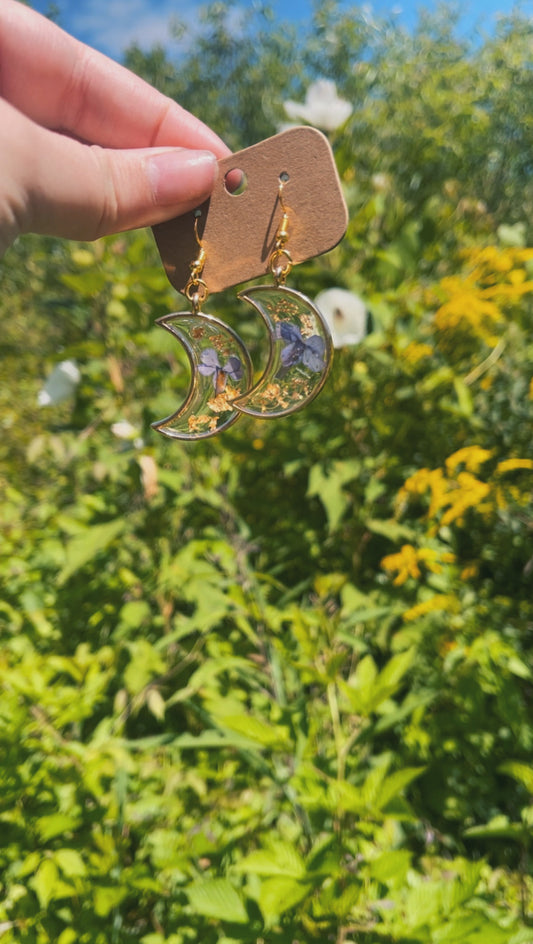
left=198, top=348, right=220, bottom=377
left=222, top=356, right=244, bottom=383
left=277, top=322, right=326, bottom=373
left=198, top=347, right=243, bottom=394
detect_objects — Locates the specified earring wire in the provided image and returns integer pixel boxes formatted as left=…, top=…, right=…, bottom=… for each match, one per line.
left=269, top=179, right=293, bottom=285
left=185, top=212, right=208, bottom=311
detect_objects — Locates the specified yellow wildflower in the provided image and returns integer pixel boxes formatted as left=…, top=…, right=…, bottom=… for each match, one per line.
left=403, top=594, right=459, bottom=622
left=494, top=485, right=507, bottom=510
left=434, top=288, right=502, bottom=342
left=401, top=342, right=434, bottom=365
left=417, top=547, right=456, bottom=573
left=507, top=485, right=531, bottom=506
left=460, top=563, right=479, bottom=581
left=496, top=458, right=533, bottom=474
left=398, top=455, right=493, bottom=528
left=381, top=544, right=455, bottom=586
left=494, top=461, right=533, bottom=509
left=516, top=249, right=533, bottom=263
left=381, top=545, right=422, bottom=585
left=395, top=443, right=533, bottom=537
left=468, top=245, right=499, bottom=268
left=445, top=446, right=493, bottom=475
left=440, top=472, right=492, bottom=526
left=397, top=467, right=447, bottom=519
left=467, top=246, right=533, bottom=274
left=509, top=267, right=527, bottom=286
left=432, top=246, right=533, bottom=344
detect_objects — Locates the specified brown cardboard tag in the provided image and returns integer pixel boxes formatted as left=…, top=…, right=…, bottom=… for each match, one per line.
left=152, top=126, right=348, bottom=295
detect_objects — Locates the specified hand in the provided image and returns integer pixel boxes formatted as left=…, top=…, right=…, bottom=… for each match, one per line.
left=0, top=0, right=230, bottom=254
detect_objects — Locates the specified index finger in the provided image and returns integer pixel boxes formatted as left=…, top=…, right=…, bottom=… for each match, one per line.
left=0, top=0, right=230, bottom=157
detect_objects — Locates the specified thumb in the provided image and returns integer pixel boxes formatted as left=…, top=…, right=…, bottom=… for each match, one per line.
left=0, top=98, right=218, bottom=246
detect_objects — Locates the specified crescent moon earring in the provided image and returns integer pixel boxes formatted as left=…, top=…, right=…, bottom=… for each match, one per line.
left=230, top=175, right=334, bottom=419
left=151, top=212, right=253, bottom=440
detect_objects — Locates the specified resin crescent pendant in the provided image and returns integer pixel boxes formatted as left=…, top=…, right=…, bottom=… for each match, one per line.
left=151, top=311, right=253, bottom=440
left=230, top=285, right=333, bottom=418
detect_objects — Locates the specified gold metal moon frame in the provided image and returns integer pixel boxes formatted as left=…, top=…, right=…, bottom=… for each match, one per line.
left=231, top=285, right=333, bottom=419
left=151, top=311, right=253, bottom=441
left=152, top=287, right=333, bottom=441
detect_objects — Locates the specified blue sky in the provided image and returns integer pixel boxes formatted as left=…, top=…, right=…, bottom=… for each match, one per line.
left=31, top=0, right=526, bottom=60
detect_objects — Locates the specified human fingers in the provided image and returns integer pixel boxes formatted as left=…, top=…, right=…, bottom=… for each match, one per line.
left=0, top=99, right=218, bottom=252
left=0, top=0, right=230, bottom=157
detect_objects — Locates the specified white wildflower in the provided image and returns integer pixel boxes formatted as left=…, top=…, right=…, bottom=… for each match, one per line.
left=37, top=359, right=80, bottom=406
left=315, top=288, right=368, bottom=348
left=283, top=79, right=352, bottom=133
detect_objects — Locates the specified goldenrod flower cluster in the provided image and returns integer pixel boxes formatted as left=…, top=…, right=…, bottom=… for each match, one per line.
left=382, top=446, right=533, bottom=590
left=381, top=544, right=456, bottom=586
left=433, top=247, right=533, bottom=344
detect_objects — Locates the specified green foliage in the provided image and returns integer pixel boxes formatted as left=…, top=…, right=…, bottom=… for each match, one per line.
left=2, top=2, right=533, bottom=942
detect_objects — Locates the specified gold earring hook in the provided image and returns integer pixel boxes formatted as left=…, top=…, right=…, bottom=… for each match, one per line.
left=269, top=176, right=293, bottom=286
left=277, top=178, right=290, bottom=244
left=193, top=210, right=204, bottom=250
left=185, top=210, right=208, bottom=311
left=278, top=176, right=290, bottom=215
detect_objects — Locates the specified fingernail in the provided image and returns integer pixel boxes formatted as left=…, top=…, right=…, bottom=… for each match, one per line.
left=147, top=149, right=217, bottom=206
